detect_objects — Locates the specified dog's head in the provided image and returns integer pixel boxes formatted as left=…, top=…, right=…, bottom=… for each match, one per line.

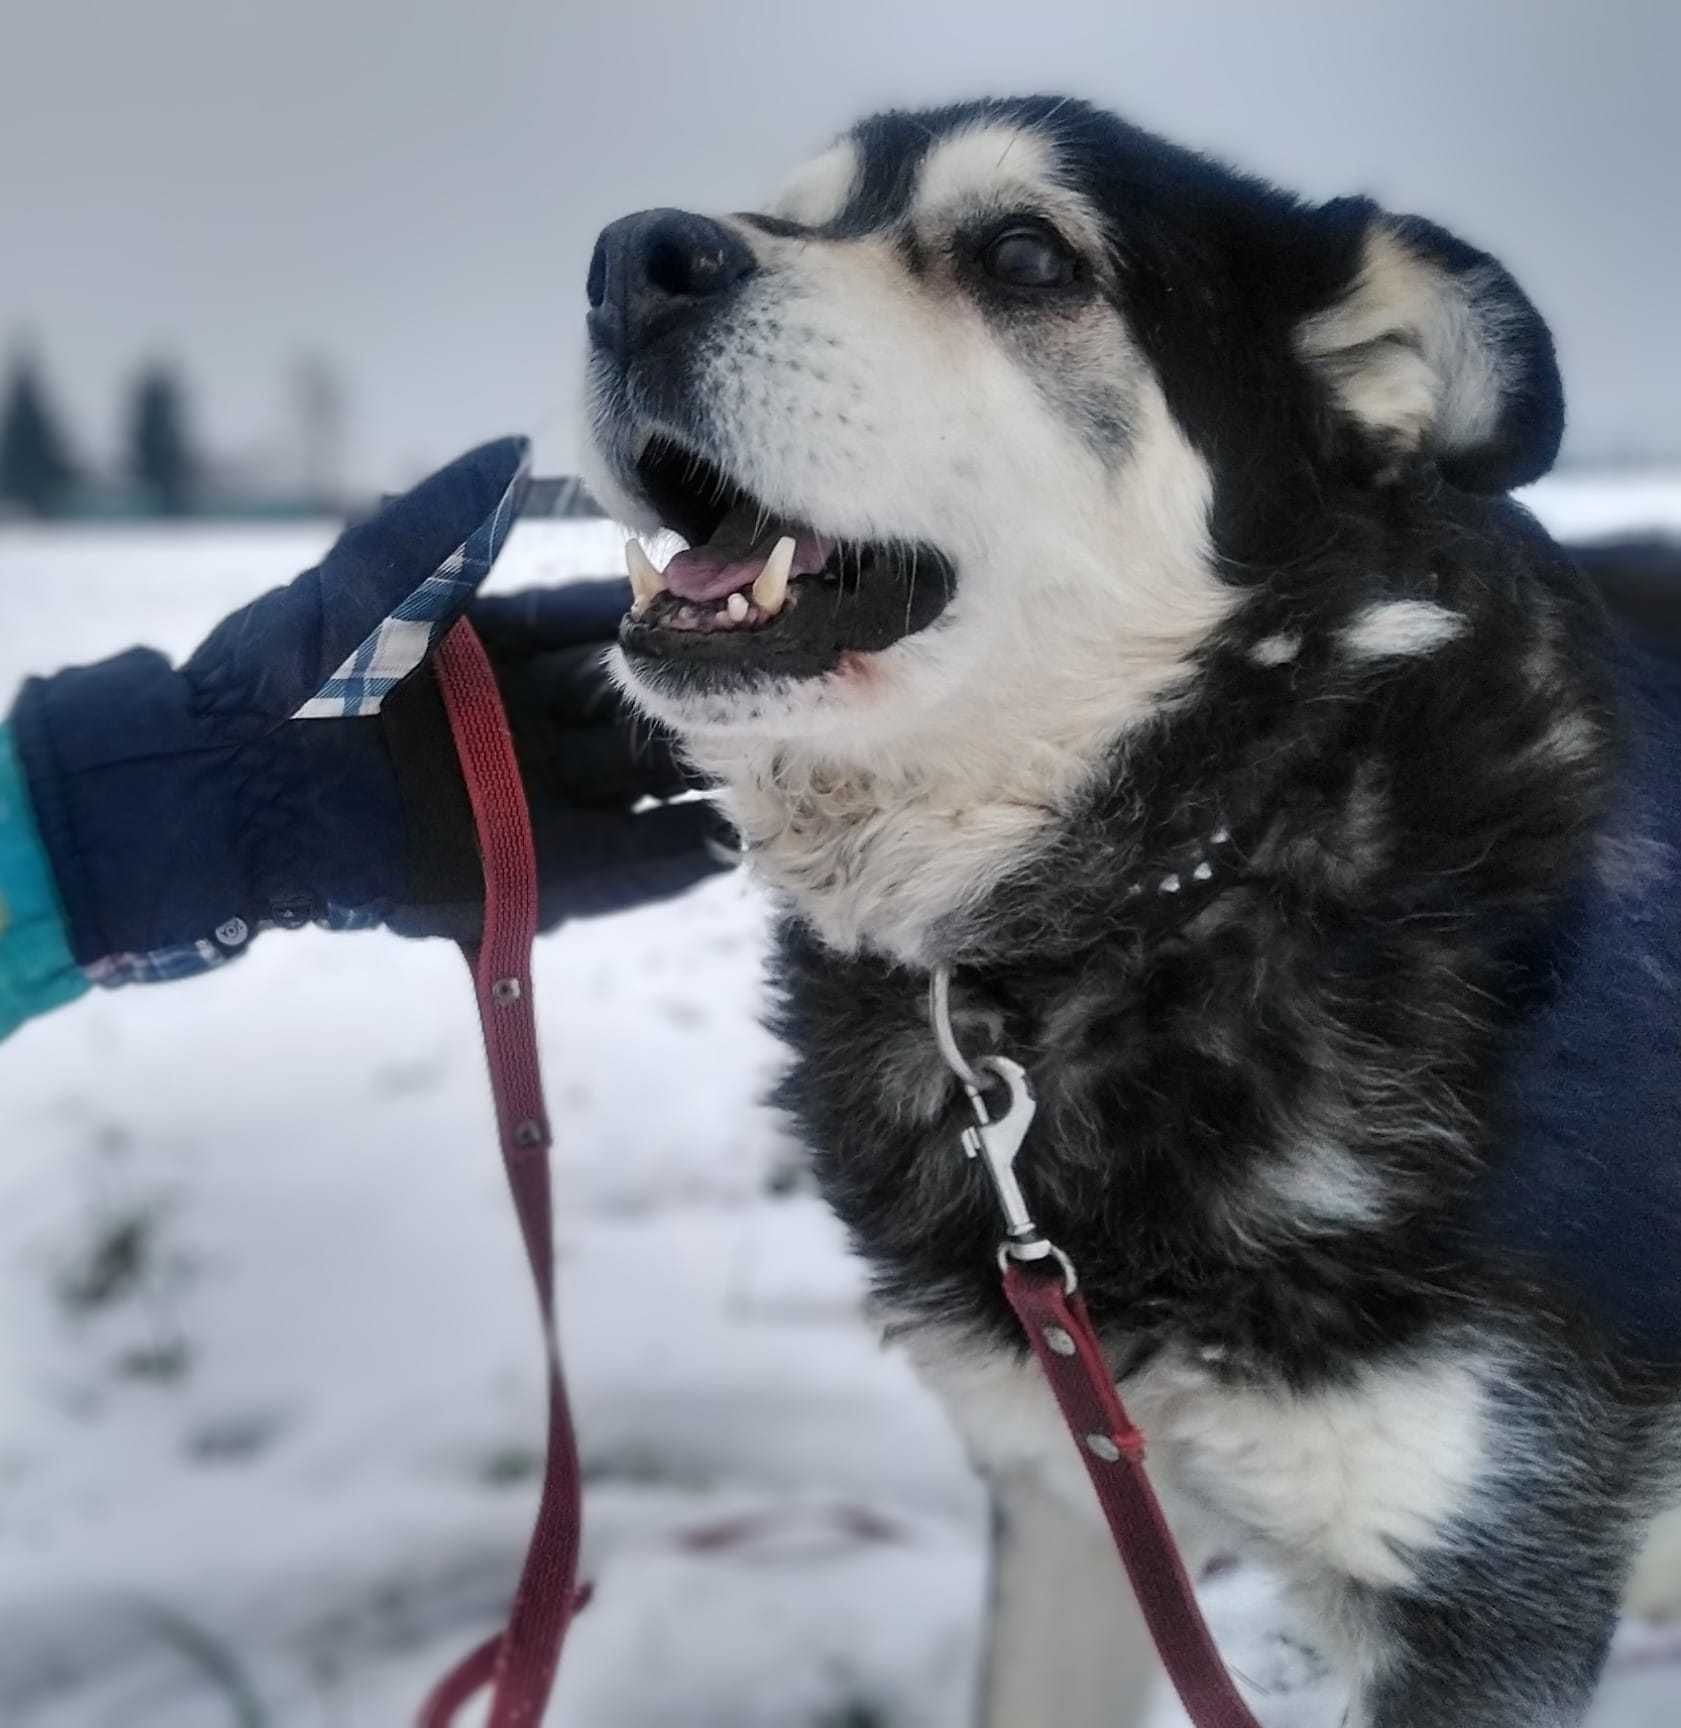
left=582, top=96, right=1562, bottom=754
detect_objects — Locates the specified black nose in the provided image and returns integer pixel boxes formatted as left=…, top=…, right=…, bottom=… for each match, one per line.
left=586, top=209, right=757, bottom=359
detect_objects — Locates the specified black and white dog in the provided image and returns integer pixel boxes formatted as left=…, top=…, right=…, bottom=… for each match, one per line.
left=580, top=97, right=1681, bottom=1727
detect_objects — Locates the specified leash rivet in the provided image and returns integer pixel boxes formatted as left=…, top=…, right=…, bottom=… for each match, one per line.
left=215, top=916, right=250, bottom=947
left=1043, top=1325, right=1077, bottom=1356
left=492, top=976, right=523, bottom=1005
left=513, top=1118, right=544, bottom=1147
left=1085, top=1433, right=1122, bottom=1463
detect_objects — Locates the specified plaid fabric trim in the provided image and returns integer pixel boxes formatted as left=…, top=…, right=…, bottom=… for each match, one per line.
left=86, top=900, right=389, bottom=989
left=291, top=546, right=471, bottom=719
left=317, top=901, right=386, bottom=932
left=292, top=453, right=527, bottom=720
left=87, top=939, right=231, bottom=988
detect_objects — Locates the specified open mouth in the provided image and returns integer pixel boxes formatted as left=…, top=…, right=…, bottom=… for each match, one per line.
left=618, top=436, right=955, bottom=682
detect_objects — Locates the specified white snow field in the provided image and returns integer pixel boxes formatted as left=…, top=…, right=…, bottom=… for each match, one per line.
left=1, top=475, right=1678, bottom=1726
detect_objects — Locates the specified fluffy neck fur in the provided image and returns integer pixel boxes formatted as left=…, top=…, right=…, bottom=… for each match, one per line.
left=692, top=678, right=1126, bottom=966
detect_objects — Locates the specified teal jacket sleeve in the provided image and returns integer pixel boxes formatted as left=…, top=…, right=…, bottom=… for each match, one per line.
left=0, top=721, right=88, bottom=1040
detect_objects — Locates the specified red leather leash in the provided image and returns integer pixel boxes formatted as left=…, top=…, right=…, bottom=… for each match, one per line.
left=1003, top=1262, right=1264, bottom=1728
left=422, top=620, right=585, bottom=1728
left=938, top=1029, right=1265, bottom=1728
left=419, top=618, right=1260, bottom=1727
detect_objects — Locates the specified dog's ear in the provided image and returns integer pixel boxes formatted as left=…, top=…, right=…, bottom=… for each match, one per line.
left=1294, top=202, right=1563, bottom=492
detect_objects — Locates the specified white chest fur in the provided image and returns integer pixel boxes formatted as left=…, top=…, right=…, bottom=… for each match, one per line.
left=707, top=740, right=1076, bottom=964
left=906, top=1326, right=1492, bottom=1592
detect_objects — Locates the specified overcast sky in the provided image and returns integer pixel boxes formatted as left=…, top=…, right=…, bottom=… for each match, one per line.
left=4, top=0, right=1676, bottom=492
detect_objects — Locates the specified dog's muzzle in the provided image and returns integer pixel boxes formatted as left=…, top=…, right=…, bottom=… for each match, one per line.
left=584, top=207, right=957, bottom=689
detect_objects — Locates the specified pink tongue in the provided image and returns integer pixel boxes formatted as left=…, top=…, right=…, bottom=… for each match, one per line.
left=663, top=527, right=833, bottom=601
left=663, top=544, right=768, bottom=602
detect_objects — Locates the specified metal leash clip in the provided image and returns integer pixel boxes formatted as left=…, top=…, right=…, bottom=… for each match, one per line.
left=930, top=965, right=1077, bottom=1290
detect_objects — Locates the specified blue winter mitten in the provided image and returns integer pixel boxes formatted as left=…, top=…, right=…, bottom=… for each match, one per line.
left=7, top=437, right=728, bottom=993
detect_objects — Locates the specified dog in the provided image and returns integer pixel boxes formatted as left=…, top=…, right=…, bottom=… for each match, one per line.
left=579, top=96, right=1681, bottom=1727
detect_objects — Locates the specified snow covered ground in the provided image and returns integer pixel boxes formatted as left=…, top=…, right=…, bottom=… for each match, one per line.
left=1, top=476, right=1678, bottom=1726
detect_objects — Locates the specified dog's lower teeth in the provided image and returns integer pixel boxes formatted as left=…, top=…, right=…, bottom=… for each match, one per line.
left=726, top=592, right=749, bottom=622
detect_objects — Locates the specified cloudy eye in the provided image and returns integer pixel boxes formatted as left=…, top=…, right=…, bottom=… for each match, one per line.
left=982, top=224, right=1076, bottom=289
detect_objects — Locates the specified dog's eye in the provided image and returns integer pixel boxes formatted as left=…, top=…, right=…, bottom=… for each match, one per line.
left=982, top=226, right=1075, bottom=289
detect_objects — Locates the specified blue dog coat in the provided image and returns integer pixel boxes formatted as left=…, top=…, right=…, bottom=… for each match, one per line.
left=1486, top=631, right=1681, bottom=1366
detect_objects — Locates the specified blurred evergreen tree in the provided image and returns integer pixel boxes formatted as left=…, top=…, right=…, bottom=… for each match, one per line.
left=292, top=351, right=345, bottom=509
left=129, top=363, right=198, bottom=515
left=0, top=354, right=78, bottom=517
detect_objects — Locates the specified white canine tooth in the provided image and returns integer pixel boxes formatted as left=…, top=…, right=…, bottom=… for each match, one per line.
left=751, top=535, right=796, bottom=616
left=725, top=591, right=749, bottom=622
left=624, top=537, right=666, bottom=605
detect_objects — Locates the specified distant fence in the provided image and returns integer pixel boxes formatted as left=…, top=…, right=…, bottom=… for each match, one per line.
left=365, top=474, right=605, bottom=524
left=520, top=476, right=606, bottom=519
